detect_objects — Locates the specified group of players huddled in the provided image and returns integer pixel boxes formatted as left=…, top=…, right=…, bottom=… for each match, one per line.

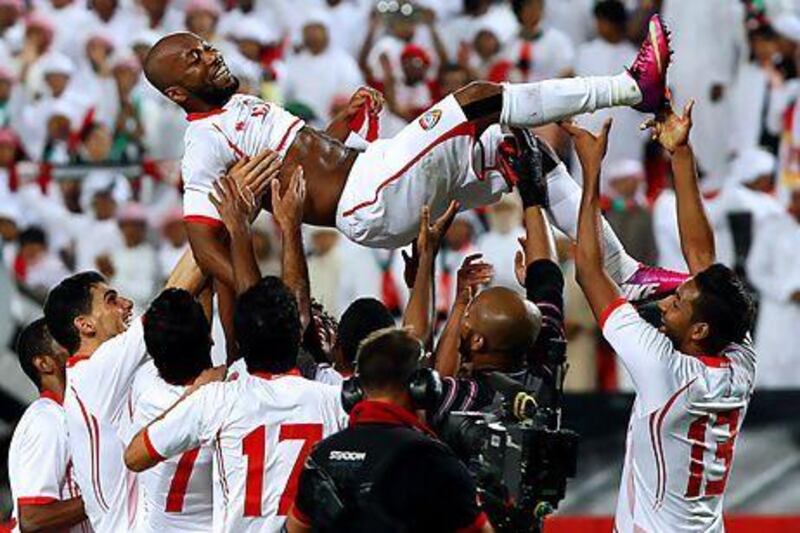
left=7, top=14, right=755, bottom=533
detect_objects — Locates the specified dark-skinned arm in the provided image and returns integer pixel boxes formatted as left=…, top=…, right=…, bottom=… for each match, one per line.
left=433, top=254, right=494, bottom=377
left=271, top=168, right=312, bottom=331
left=643, top=99, right=715, bottom=273
left=208, top=173, right=264, bottom=295
left=190, top=149, right=284, bottom=290
left=561, top=119, right=622, bottom=318
left=18, top=498, right=87, bottom=532
left=403, top=202, right=459, bottom=343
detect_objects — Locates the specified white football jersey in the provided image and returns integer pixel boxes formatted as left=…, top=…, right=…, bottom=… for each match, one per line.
left=181, top=94, right=305, bottom=225
left=130, top=362, right=214, bottom=533
left=63, top=318, right=149, bottom=532
left=601, top=299, right=756, bottom=533
left=145, top=369, right=347, bottom=533
left=8, top=393, right=92, bottom=533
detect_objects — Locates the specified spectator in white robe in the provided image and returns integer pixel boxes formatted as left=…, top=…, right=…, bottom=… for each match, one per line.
left=747, top=187, right=800, bottom=388
left=477, top=194, right=524, bottom=293
left=307, top=228, right=343, bottom=317
left=77, top=31, right=118, bottom=129
left=0, top=0, right=24, bottom=60
left=662, top=0, right=747, bottom=183
left=573, top=1, right=646, bottom=185
left=499, top=0, right=575, bottom=83
left=729, top=23, right=783, bottom=154
left=38, top=0, right=93, bottom=61
left=324, top=0, right=370, bottom=57
left=284, top=10, right=363, bottom=124
left=19, top=53, right=88, bottom=160
left=335, top=238, right=408, bottom=320
left=156, top=207, right=187, bottom=282
left=87, top=0, right=137, bottom=49
left=105, top=202, right=158, bottom=311
left=217, top=0, right=257, bottom=39
left=131, top=0, right=185, bottom=37
left=543, top=0, right=594, bottom=47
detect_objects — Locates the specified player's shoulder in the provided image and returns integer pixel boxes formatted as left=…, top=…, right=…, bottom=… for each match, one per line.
left=13, top=397, right=66, bottom=442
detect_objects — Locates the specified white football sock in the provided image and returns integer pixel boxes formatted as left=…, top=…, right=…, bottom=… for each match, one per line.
left=545, top=162, right=640, bottom=284
left=500, top=73, right=642, bottom=127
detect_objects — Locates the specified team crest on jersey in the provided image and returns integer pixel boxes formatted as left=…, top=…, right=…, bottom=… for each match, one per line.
left=419, top=109, right=441, bottom=131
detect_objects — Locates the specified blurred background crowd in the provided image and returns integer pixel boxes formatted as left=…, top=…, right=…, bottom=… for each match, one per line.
left=0, top=0, right=799, bottom=409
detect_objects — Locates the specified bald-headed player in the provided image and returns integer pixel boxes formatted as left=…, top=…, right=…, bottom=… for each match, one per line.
left=142, top=16, right=672, bottom=295
left=431, top=139, right=566, bottom=421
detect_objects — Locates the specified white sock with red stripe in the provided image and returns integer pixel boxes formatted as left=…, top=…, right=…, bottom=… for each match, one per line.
left=499, top=73, right=641, bottom=127
left=545, top=162, right=640, bottom=284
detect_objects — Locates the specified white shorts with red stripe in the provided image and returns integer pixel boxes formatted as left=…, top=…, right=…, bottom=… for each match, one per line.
left=335, top=94, right=510, bottom=248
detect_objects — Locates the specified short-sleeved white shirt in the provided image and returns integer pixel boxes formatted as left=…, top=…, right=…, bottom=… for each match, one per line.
left=63, top=318, right=149, bottom=532
left=8, top=393, right=92, bottom=533
left=601, top=299, right=756, bottom=533
left=144, top=370, right=347, bottom=533
left=130, top=362, right=214, bottom=533
left=181, top=94, right=305, bottom=226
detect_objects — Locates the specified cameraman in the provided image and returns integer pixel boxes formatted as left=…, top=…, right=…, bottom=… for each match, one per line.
left=286, top=327, right=493, bottom=533
left=432, top=131, right=565, bottom=421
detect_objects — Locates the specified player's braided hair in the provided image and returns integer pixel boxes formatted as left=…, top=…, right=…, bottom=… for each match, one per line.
left=692, top=264, right=755, bottom=353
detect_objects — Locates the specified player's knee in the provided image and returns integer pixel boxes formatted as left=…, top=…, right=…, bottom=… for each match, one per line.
left=454, top=81, right=502, bottom=106
left=455, top=81, right=504, bottom=122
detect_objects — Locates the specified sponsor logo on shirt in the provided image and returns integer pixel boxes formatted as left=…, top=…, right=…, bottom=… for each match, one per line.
left=419, top=109, right=442, bottom=131
left=330, top=450, right=367, bottom=461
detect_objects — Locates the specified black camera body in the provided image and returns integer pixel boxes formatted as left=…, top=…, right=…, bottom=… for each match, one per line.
left=441, top=341, right=579, bottom=532
left=442, top=410, right=578, bottom=532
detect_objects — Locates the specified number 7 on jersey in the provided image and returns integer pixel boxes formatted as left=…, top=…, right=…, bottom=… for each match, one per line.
left=242, top=423, right=324, bottom=517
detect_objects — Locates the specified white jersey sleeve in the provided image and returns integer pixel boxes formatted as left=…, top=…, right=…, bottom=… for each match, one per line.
left=145, top=382, right=232, bottom=460
left=8, top=400, right=71, bottom=505
left=181, top=125, right=228, bottom=224
left=601, top=299, right=704, bottom=416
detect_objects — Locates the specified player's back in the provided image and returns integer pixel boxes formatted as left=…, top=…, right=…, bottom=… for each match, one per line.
left=131, top=363, right=214, bottom=533
left=615, top=339, right=756, bottom=533
left=213, top=371, right=346, bottom=533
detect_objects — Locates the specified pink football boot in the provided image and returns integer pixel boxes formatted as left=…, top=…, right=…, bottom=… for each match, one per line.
left=627, top=14, right=672, bottom=113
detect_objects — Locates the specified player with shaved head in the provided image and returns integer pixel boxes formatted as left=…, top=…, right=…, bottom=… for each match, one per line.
left=142, top=17, right=672, bottom=304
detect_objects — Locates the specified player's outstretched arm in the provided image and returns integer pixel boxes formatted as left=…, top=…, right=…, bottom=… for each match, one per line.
left=561, top=119, right=623, bottom=318
left=325, top=87, right=383, bottom=143
left=403, top=201, right=459, bottom=344
left=163, top=248, right=206, bottom=296
left=643, top=99, right=715, bottom=273
left=271, top=167, right=312, bottom=331
left=18, top=498, right=87, bottom=532
left=433, top=254, right=493, bottom=377
left=126, top=366, right=226, bottom=472
left=209, top=172, right=263, bottom=296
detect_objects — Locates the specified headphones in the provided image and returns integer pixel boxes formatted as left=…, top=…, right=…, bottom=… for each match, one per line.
left=340, top=359, right=443, bottom=413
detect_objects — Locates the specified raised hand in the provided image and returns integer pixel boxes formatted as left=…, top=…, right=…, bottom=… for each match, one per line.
left=402, top=201, right=460, bottom=288
left=270, top=166, right=306, bottom=233
left=231, top=149, right=283, bottom=205
left=209, top=173, right=256, bottom=235
left=641, top=98, right=694, bottom=153
left=559, top=118, right=613, bottom=183
left=456, top=253, right=494, bottom=304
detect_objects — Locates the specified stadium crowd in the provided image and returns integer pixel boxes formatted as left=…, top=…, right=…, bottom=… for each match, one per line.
left=0, top=0, right=797, bottom=391
left=0, top=0, right=797, bottom=531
